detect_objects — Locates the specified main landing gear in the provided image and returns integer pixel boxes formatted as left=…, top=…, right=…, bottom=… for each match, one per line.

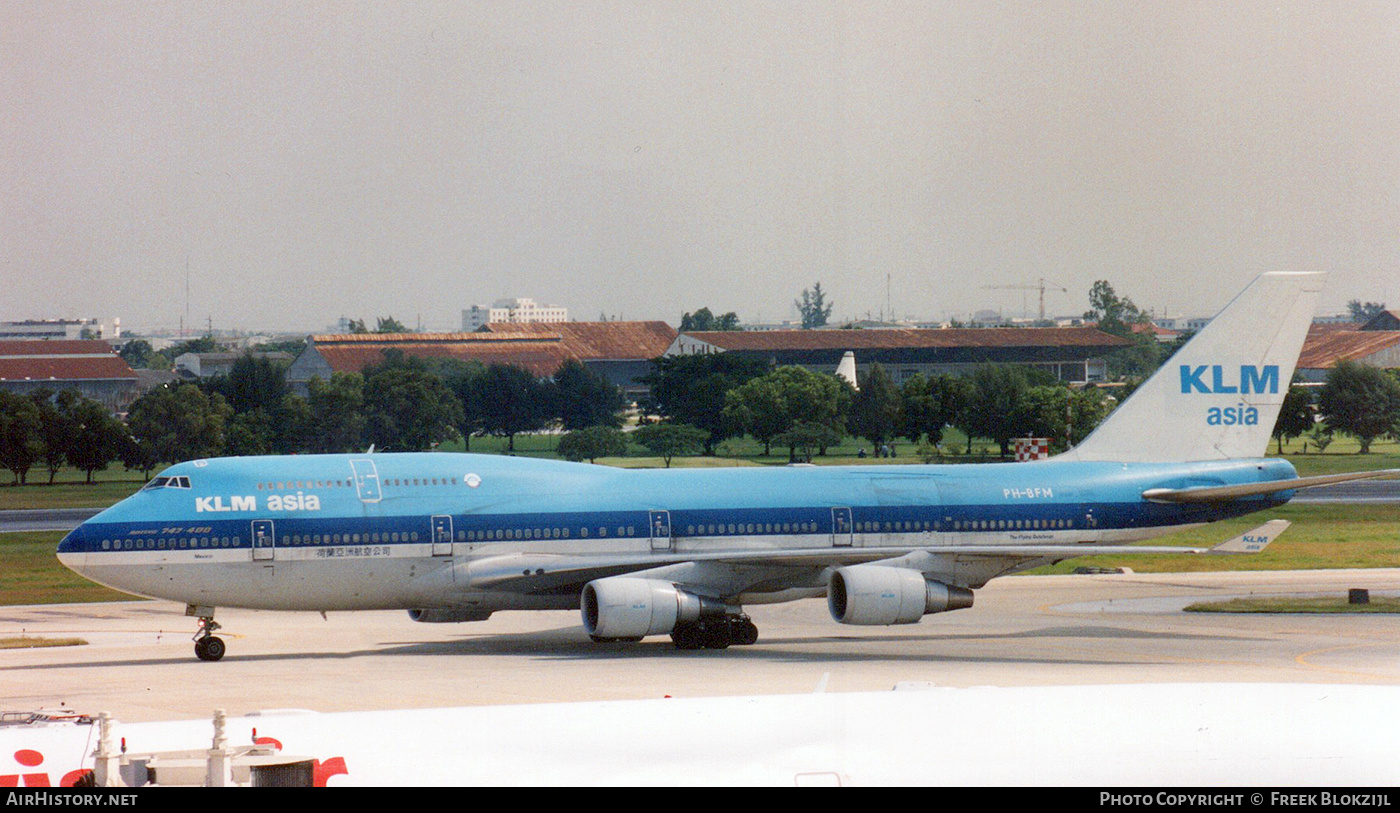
left=187, top=605, right=226, bottom=662
left=670, top=614, right=759, bottom=651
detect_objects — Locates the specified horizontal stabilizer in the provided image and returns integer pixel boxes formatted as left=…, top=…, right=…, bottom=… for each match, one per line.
left=1143, top=469, right=1400, bottom=503
left=1210, top=519, right=1289, bottom=553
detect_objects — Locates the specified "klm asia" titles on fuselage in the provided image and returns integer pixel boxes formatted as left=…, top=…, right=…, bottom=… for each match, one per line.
left=1179, top=364, right=1280, bottom=426
left=196, top=493, right=321, bottom=513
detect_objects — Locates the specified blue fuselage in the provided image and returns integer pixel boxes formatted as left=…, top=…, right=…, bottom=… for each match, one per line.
left=57, top=453, right=1296, bottom=610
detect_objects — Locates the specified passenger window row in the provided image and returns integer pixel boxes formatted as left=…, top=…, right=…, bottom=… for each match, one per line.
left=103, top=536, right=238, bottom=550
left=259, top=480, right=352, bottom=490
left=683, top=522, right=817, bottom=535
left=255, top=476, right=463, bottom=491
left=283, top=532, right=421, bottom=545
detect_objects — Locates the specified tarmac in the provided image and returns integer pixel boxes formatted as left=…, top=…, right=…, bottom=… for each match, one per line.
left=2, top=568, right=1397, bottom=723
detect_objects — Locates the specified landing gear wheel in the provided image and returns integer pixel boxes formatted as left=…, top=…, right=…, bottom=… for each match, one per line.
left=195, top=636, right=226, bottom=661
left=731, top=618, right=759, bottom=646
left=190, top=612, right=225, bottom=662
left=700, top=622, right=732, bottom=650
left=671, top=623, right=704, bottom=650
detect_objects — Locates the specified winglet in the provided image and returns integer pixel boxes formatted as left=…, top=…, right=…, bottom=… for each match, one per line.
left=1210, top=519, right=1289, bottom=554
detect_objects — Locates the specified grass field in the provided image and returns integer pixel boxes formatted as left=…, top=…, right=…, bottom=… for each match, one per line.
left=1184, top=596, right=1400, bottom=614
left=0, top=636, right=88, bottom=648
left=1026, top=503, right=1400, bottom=575
left=0, top=531, right=140, bottom=605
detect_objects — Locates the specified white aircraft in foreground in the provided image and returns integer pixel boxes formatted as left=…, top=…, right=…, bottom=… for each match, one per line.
left=3, top=684, right=1398, bottom=786
left=56, top=272, right=1395, bottom=660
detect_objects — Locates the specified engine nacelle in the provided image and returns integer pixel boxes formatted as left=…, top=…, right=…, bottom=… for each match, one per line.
left=827, top=566, right=974, bottom=625
left=581, top=577, right=724, bottom=639
left=407, top=609, right=494, bottom=623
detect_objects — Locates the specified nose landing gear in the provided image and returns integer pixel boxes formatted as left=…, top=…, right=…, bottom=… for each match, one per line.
left=186, top=605, right=226, bottom=661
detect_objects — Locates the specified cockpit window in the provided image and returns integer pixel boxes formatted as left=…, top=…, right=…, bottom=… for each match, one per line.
left=141, top=476, right=191, bottom=491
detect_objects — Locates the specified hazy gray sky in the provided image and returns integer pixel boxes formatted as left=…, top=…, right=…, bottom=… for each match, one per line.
left=4, top=2, right=1398, bottom=333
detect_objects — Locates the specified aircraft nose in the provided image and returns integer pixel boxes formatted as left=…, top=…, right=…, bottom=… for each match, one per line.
left=57, top=524, right=87, bottom=568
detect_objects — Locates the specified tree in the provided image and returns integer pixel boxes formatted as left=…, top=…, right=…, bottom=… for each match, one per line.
left=272, top=393, right=314, bottom=454
left=225, top=410, right=276, bottom=456
left=1348, top=300, right=1388, bottom=323
left=118, top=340, right=157, bottom=369
left=1272, top=382, right=1314, bottom=454
left=552, top=360, right=625, bottom=430
left=64, top=396, right=125, bottom=483
left=123, top=384, right=232, bottom=477
left=795, top=282, right=834, bottom=329
left=375, top=316, right=409, bottom=333
left=956, top=365, right=1032, bottom=457
left=433, top=359, right=487, bottom=451
left=679, top=307, right=741, bottom=331
left=1011, top=385, right=1110, bottom=453
left=1084, top=280, right=1149, bottom=339
left=363, top=364, right=463, bottom=452
left=0, top=391, right=43, bottom=484
left=557, top=426, right=628, bottom=463
left=641, top=354, right=768, bottom=455
left=773, top=421, right=844, bottom=463
left=722, top=366, right=851, bottom=457
left=31, top=389, right=74, bottom=484
left=632, top=423, right=708, bottom=467
left=848, top=364, right=901, bottom=448
left=204, top=354, right=289, bottom=415
left=252, top=338, right=308, bottom=356
left=165, top=335, right=218, bottom=359
left=305, top=373, right=367, bottom=453
left=475, top=364, right=553, bottom=451
left=898, top=373, right=969, bottom=449
left=1317, top=361, right=1400, bottom=453
left=1105, top=335, right=1169, bottom=380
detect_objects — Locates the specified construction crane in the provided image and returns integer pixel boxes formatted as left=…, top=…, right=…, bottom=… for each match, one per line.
left=981, top=278, right=1069, bottom=322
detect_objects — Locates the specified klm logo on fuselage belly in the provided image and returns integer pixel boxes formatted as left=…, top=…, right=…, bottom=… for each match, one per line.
left=196, top=494, right=321, bottom=513
left=1179, top=364, right=1279, bottom=426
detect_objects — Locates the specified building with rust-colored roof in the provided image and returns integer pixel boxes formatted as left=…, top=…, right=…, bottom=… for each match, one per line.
left=480, top=321, right=677, bottom=397
left=667, top=327, right=1132, bottom=384
left=1296, top=323, right=1400, bottom=382
left=287, top=322, right=679, bottom=399
left=0, top=340, right=139, bottom=411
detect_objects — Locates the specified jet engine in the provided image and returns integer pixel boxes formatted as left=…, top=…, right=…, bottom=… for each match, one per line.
left=827, top=565, right=974, bottom=625
left=581, top=577, right=725, bottom=639
left=407, top=609, right=494, bottom=623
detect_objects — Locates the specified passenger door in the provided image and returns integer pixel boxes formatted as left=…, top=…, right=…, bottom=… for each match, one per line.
left=251, top=519, right=275, bottom=561
left=649, top=510, right=673, bottom=552
left=431, top=515, right=453, bottom=557
left=350, top=458, right=382, bottom=503
left=831, top=507, right=853, bottom=547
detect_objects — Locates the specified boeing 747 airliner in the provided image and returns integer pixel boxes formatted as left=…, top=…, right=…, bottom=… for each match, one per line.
left=56, top=272, right=1395, bottom=659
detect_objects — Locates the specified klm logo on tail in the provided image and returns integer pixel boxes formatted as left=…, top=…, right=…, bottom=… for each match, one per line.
left=1179, top=364, right=1280, bottom=427
left=1179, top=365, right=1280, bottom=395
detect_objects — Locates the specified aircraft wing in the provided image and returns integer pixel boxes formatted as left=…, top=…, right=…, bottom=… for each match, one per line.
left=467, top=520, right=1287, bottom=594
left=1142, top=469, right=1400, bottom=503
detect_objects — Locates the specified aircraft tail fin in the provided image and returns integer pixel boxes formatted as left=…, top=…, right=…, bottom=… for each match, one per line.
left=1060, top=272, right=1325, bottom=463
